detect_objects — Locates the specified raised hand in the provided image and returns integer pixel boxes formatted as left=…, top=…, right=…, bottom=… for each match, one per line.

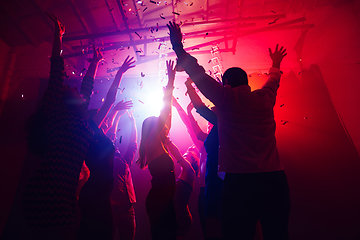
left=166, top=21, right=183, bottom=46
left=269, top=44, right=287, bottom=69
left=45, top=12, right=65, bottom=37
left=91, top=45, right=104, bottom=63
left=119, top=56, right=136, bottom=73
left=114, top=100, right=133, bottom=111
left=166, top=59, right=176, bottom=87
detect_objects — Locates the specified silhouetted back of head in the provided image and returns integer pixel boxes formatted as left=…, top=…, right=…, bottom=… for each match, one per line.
left=222, top=67, right=248, bottom=88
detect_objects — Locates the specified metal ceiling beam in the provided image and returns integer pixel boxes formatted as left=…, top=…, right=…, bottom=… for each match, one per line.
left=115, top=0, right=140, bottom=60
left=179, top=17, right=309, bottom=55
left=63, top=20, right=313, bottom=60
left=68, top=0, right=90, bottom=35
left=63, top=14, right=286, bottom=42
left=69, top=22, right=256, bottom=51
left=131, top=0, right=143, bottom=28
left=105, top=0, right=119, bottom=30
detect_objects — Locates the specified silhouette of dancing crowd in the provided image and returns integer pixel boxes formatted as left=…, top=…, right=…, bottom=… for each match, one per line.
left=20, top=14, right=290, bottom=240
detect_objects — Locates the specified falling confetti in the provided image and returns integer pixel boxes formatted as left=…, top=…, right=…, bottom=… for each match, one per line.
left=160, top=14, right=165, bottom=19
left=190, top=2, right=193, bottom=6
left=119, top=136, right=122, bottom=143
left=172, top=11, right=180, bottom=15
left=135, top=32, right=142, bottom=39
left=141, top=72, right=145, bottom=77
left=138, top=100, right=144, bottom=104
left=280, top=104, right=284, bottom=107
left=281, top=120, right=289, bottom=125
left=102, top=98, right=105, bottom=102
left=143, top=7, right=148, bottom=12
left=150, top=0, right=156, bottom=3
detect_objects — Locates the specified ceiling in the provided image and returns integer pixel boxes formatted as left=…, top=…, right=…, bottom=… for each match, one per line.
left=0, top=0, right=350, bottom=61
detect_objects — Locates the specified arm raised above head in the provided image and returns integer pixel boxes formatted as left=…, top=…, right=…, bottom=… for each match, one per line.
left=269, top=44, right=287, bottom=70
left=93, top=56, right=135, bottom=127
left=167, top=21, right=224, bottom=106
left=151, top=60, right=175, bottom=138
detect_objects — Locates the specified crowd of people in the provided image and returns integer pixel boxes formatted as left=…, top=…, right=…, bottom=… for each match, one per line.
left=19, top=13, right=290, bottom=240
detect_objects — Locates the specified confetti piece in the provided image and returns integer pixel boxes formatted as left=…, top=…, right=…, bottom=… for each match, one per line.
left=192, top=47, right=199, bottom=51
left=150, top=0, right=156, bottom=3
left=271, top=10, right=276, bottom=13
left=209, top=70, right=212, bottom=75
left=280, top=104, right=284, bottom=107
left=102, top=98, right=105, bottom=102
left=160, top=14, right=165, bottom=19
left=82, top=68, right=86, bottom=72
left=304, top=117, right=308, bottom=120
left=72, top=71, right=76, bottom=75
left=172, top=11, right=180, bottom=15
left=281, top=120, right=289, bottom=125
left=143, top=7, right=147, bottom=11
left=135, top=32, right=142, bottom=39
left=156, top=23, right=159, bottom=32
left=141, top=72, right=145, bottom=77
left=190, top=2, right=193, bottom=6
left=138, top=100, right=144, bottom=104
left=119, top=136, right=122, bottom=143
left=184, top=2, right=188, bottom=6
left=110, top=8, right=114, bottom=11
left=208, top=59, right=212, bottom=63
left=112, top=59, right=119, bottom=64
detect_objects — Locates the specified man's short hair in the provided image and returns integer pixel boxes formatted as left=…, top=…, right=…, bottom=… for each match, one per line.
left=222, top=67, right=248, bottom=88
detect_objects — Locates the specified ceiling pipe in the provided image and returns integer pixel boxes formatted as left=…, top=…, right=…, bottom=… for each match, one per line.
left=70, top=22, right=256, bottom=50
left=63, top=20, right=313, bottom=60
left=62, top=13, right=286, bottom=42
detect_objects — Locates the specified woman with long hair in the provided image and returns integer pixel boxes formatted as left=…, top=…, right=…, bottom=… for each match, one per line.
left=137, top=60, right=178, bottom=240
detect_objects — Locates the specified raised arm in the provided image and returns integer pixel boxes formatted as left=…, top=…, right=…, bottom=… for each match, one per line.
left=93, top=56, right=135, bottom=127
left=45, top=13, right=65, bottom=58
left=167, top=21, right=224, bottom=106
left=269, top=44, right=287, bottom=70
left=150, top=60, right=175, bottom=138
left=80, top=46, right=104, bottom=111
left=123, top=110, right=138, bottom=166
left=42, top=13, right=66, bottom=111
left=185, top=78, right=217, bottom=126
left=172, top=96, right=205, bottom=150
left=186, top=103, right=208, bottom=142
left=104, top=100, right=133, bottom=135
left=261, top=44, right=287, bottom=97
